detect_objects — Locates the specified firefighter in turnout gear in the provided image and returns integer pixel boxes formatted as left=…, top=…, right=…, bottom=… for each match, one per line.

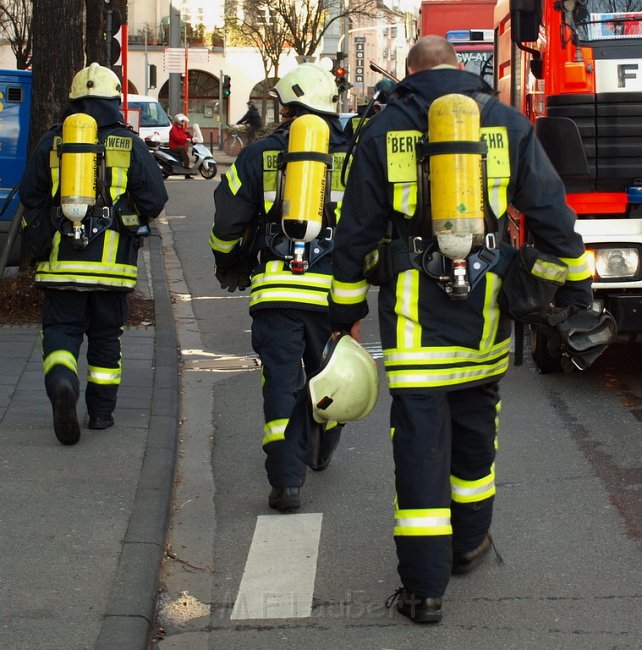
left=18, top=63, right=168, bottom=446
left=328, top=36, right=594, bottom=623
left=209, top=63, right=350, bottom=512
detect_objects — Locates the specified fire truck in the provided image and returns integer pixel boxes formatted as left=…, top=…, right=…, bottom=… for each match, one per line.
left=420, top=0, right=496, bottom=84
left=495, top=0, right=642, bottom=371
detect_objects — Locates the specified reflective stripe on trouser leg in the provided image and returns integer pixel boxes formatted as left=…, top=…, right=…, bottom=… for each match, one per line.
left=391, top=391, right=453, bottom=598
left=251, top=309, right=330, bottom=488
left=84, top=292, right=128, bottom=417
left=41, top=289, right=88, bottom=401
left=449, top=381, right=499, bottom=555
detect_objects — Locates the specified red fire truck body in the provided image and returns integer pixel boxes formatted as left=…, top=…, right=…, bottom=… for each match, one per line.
left=495, top=0, right=642, bottom=364
left=420, top=0, right=496, bottom=83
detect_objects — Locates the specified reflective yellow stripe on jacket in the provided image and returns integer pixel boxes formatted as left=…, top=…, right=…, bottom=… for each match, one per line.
left=50, top=134, right=132, bottom=204
left=250, top=260, right=331, bottom=309
left=36, top=230, right=138, bottom=289
left=560, top=251, right=593, bottom=282
left=385, top=127, right=511, bottom=220
left=384, top=270, right=510, bottom=389
left=329, top=278, right=369, bottom=306
left=261, top=150, right=346, bottom=218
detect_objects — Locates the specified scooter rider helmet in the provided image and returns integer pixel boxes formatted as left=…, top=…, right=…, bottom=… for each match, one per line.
left=271, top=63, right=339, bottom=115
left=308, top=333, right=379, bottom=424
left=69, top=62, right=122, bottom=100
left=174, top=113, right=188, bottom=124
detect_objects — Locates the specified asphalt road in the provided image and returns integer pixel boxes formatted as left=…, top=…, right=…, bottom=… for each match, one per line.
left=152, top=175, right=642, bottom=649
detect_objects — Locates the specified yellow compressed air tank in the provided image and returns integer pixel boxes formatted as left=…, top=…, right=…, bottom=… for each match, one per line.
left=428, top=93, right=485, bottom=261
left=60, top=113, right=98, bottom=223
left=281, top=114, right=330, bottom=243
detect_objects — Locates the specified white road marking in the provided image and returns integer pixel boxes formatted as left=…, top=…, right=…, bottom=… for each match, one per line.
left=231, top=513, right=323, bottom=620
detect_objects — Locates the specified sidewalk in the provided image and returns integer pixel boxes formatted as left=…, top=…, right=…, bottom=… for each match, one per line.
left=0, top=226, right=178, bottom=650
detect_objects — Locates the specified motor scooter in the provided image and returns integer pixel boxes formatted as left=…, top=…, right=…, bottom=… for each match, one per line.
left=147, top=124, right=218, bottom=180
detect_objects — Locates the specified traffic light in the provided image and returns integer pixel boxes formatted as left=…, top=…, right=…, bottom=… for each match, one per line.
left=334, top=65, right=351, bottom=93
left=106, top=9, right=122, bottom=67
left=223, top=75, right=231, bottom=97
left=332, top=53, right=351, bottom=94
left=148, top=64, right=157, bottom=90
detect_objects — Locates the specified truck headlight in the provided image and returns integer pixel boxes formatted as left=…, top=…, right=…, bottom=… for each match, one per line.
left=592, top=247, right=639, bottom=280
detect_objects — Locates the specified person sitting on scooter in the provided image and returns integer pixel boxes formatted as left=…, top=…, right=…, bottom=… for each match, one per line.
left=169, top=113, right=193, bottom=170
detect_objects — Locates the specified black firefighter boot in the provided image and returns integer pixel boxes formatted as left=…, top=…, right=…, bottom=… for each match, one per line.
left=51, top=379, right=81, bottom=445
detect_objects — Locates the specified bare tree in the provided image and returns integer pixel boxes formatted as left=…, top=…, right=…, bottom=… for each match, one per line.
left=227, top=2, right=291, bottom=119
left=29, top=0, right=85, bottom=152
left=272, top=0, right=377, bottom=58
left=0, top=0, right=33, bottom=69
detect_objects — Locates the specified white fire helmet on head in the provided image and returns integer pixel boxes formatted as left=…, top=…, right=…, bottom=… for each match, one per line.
left=271, top=63, right=339, bottom=115
left=308, top=333, right=379, bottom=424
left=69, top=62, right=122, bottom=100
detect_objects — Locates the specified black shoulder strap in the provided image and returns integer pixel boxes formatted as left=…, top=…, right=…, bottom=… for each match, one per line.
left=473, top=92, right=500, bottom=235
left=473, top=91, right=498, bottom=120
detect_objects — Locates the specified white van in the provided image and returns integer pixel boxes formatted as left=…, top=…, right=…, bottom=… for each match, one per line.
left=122, top=94, right=172, bottom=144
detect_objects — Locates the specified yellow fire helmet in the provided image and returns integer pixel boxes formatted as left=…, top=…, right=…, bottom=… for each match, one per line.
left=271, top=63, right=339, bottom=115
left=308, top=333, right=379, bottom=424
left=69, top=62, right=122, bottom=100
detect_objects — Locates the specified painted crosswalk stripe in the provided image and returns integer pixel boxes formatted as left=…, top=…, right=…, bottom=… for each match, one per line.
left=231, top=513, right=323, bottom=620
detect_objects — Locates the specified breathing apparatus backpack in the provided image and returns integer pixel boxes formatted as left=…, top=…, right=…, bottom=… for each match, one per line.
left=408, top=92, right=501, bottom=299
left=52, top=113, right=143, bottom=250
left=367, top=91, right=569, bottom=319
left=264, top=114, right=336, bottom=274
left=54, top=113, right=104, bottom=250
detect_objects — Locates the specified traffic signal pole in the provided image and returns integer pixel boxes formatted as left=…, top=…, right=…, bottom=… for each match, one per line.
left=183, top=48, right=189, bottom=116
left=168, top=0, right=181, bottom=118
left=218, top=69, right=224, bottom=150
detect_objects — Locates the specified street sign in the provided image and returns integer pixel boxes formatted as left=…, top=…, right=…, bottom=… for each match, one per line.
left=164, top=48, right=185, bottom=73
left=188, top=48, right=210, bottom=65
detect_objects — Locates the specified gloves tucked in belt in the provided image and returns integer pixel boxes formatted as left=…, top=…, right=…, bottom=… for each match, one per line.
left=216, top=265, right=251, bottom=292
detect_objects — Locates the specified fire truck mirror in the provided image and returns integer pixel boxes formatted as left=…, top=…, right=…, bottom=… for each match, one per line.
left=510, top=0, right=543, bottom=42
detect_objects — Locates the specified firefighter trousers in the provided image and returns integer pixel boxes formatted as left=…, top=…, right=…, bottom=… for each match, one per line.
left=391, top=381, right=499, bottom=598
left=41, top=289, right=128, bottom=418
left=251, top=308, right=334, bottom=488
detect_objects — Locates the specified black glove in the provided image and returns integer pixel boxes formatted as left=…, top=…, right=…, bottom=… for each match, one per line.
left=215, top=265, right=251, bottom=292
left=543, top=305, right=617, bottom=372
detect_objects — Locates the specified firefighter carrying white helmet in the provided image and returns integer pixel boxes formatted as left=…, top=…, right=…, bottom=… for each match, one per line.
left=308, top=333, right=379, bottom=424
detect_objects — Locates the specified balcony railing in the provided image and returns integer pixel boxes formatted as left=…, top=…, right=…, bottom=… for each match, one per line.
left=127, top=22, right=224, bottom=49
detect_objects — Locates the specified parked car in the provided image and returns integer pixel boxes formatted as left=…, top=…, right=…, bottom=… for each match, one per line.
left=338, top=112, right=357, bottom=131
left=122, top=94, right=172, bottom=144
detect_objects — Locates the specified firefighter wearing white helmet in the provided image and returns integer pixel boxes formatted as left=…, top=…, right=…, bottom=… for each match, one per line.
left=18, top=62, right=168, bottom=446
left=209, top=62, right=350, bottom=512
left=68, top=61, right=122, bottom=99
left=271, top=63, right=339, bottom=116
